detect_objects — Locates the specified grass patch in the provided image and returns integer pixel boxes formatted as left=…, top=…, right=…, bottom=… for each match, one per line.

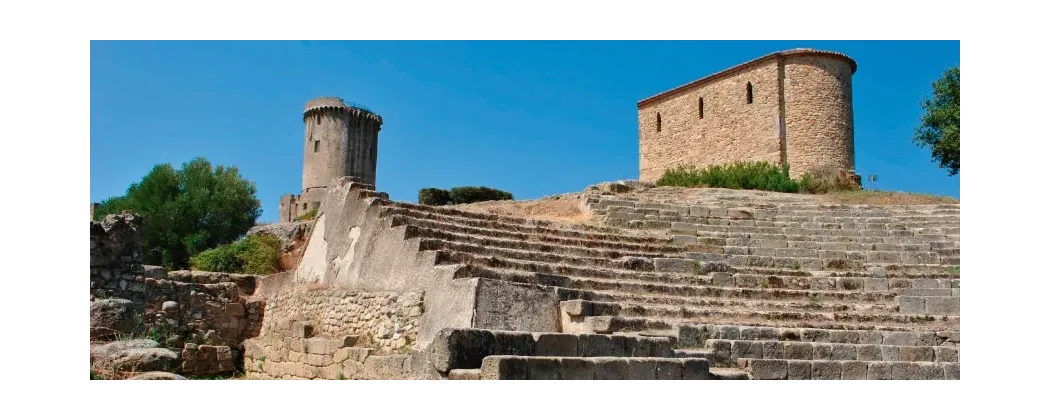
left=295, top=208, right=318, bottom=221
left=657, top=162, right=801, bottom=193
left=189, top=233, right=282, bottom=275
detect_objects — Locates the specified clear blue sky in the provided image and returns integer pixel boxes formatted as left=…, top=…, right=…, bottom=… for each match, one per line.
left=90, top=41, right=960, bottom=223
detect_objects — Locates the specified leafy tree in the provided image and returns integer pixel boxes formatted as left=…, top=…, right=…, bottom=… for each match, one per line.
left=914, top=66, right=960, bottom=176
left=93, top=157, right=262, bottom=269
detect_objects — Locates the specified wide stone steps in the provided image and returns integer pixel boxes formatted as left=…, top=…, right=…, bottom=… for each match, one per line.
left=740, top=358, right=959, bottom=380
left=676, top=323, right=960, bottom=348
left=379, top=199, right=643, bottom=239
left=473, top=355, right=715, bottom=380
left=572, top=289, right=899, bottom=314
left=573, top=302, right=957, bottom=332
left=444, top=254, right=911, bottom=303
left=703, top=339, right=959, bottom=367
left=382, top=207, right=674, bottom=250
left=402, top=224, right=677, bottom=260
left=581, top=311, right=957, bottom=335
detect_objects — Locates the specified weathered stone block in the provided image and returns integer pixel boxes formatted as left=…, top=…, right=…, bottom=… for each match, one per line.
left=883, top=331, right=918, bottom=346
left=732, top=340, right=763, bottom=360
left=897, top=296, right=925, bottom=314
left=533, top=334, right=578, bottom=357
left=653, top=258, right=698, bottom=274
left=856, top=345, right=881, bottom=361
left=890, top=363, right=923, bottom=380
left=840, top=361, right=867, bottom=380
left=924, top=297, right=960, bottom=316
left=577, top=334, right=620, bottom=357
left=812, top=343, right=833, bottom=360
left=492, top=331, right=535, bottom=358
left=479, top=356, right=527, bottom=380
left=787, top=360, right=812, bottom=379
left=831, top=343, right=858, bottom=360
left=430, top=328, right=495, bottom=373
left=559, top=358, right=594, bottom=380
left=943, top=363, right=960, bottom=380
left=627, top=358, right=658, bottom=380
left=655, top=359, right=684, bottom=380
left=592, top=358, right=629, bottom=380
left=899, top=346, right=935, bottom=362
left=681, top=358, right=710, bottom=380
left=525, top=357, right=560, bottom=380
left=762, top=341, right=785, bottom=359
left=812, top=361, right=842, bottom=380
left=829, top=330, right=861, bottom=344
left=750, top=359, right=788, bottom=380
left=784, top=342, right=813, bottom=360
left=934, top=346, right=959, bottom=363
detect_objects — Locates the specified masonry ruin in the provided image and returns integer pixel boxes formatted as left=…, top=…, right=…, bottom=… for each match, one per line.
left=91, top=50, right=960, bottom=380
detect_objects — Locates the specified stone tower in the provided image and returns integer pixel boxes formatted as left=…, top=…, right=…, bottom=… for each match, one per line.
left=279, top=97, right=383, bottom=223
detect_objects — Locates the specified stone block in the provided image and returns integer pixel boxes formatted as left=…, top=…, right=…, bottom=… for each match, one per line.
left=899, top=346, right=935, bottom=362
left=592, top=358, right=629, bottom=380
left=689, top=206, right=711, bottom=217
left=856, top=345, right=881, bottom=361
left=577, top=334, right=620, bottom=357
left=831, top=343, right=858, bottom=360
left=865, top=362, right=892, bottom=379
left=715, top=325, right=741, bottom=340
left=880, top=346, right=900, bottom=362
left=829, top=330, right=861, bottom=344
left=920, top=362, right=945, bottom=379
left=864, top=278, right=889, bottom=291
left=293, top=322, right=313, bottom=338
left=811, top=361, right=842, bottom=380
left=891, top=363, right=923, bottom=380
left=627, top=358, right=658, bottom=380
left=681, top=359, right=710, bottom=380
left=781, top=334, right=814, bottom=356
left=749, top=359, right=788, bottom=380
left=897, top=296, right=925, bottom=314
left=559, top=358, right=594, bottom=380
left=840, top=361, right=867, bottom=380
left=671, top=222, right=697, bottom=234
left=709, top=340, right=733, bottom=366
left=430, top=328, right=495, bottom=373
left=671, top=235, right=697, bottom=245
left=812, top=343, right=833, bottom=360
left=560, top=300, right=590, bottom=317
left=858, top=331, right=883, bottom=345
left=935, top=346, right=959, bottom=363
left=924, top=297, right=960, bottom=316
left=762, top=341, right=785, bottom=359
left=655, top=359, right=684, bottom=380
left=533, top=334, right=578, bottom=357
left=303, top=338, right=333, bottom=355
left=732, top=340, right=763, bottom=360
left=943, top=363, right=960, bottom=380
left=740, top=326, right=780, bottom=340
left=883, top=331, right=918, bottom=346
left=525, top=357, right=560, bottom=380
left=801, top=328, right=830, bottom=342
left=492, top=331, right=535, bottom=357
left=787, top=360, right=812, bottom=380
left=479, top=356, right=527, bottom=380
left=653, top=258, right=698, bottom=274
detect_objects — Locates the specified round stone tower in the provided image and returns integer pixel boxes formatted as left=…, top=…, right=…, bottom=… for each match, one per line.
left=301, top=96, right=383, bottom=190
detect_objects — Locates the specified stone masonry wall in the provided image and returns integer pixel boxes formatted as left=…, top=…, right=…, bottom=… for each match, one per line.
left=639, top=60, right=781, bottom=183
left=638, top=50, right=856, bottom=182
left=259, top=286, right=424, bottom=353
left=783, top=55, right=855, bottom=178
left=242, top=285, right=425, bottom=379
left=90, top=213, right=262, bottom=349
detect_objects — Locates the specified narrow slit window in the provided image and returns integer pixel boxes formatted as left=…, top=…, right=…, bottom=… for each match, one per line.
left=313, top=140, right=320, bottom=153
left=698, top=97, right=704, bottom=119
left=746, top=82, right=753, bottom=104
left=315, top=113, right=321, bottom=124
left=656, top=113, right=662, bottom=132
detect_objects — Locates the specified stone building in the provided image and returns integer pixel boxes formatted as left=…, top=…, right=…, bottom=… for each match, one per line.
left=279, top=97, right=383, bottom=222
left=637, top=48, right=857, bottom=182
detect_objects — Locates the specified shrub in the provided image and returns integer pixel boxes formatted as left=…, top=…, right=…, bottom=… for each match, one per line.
left=296, top=208, right=318, bottom=221
left=189, top=233, right=282, bottom=275
left=418, top=188, right=451, bottom=206
left=655, top=161, right=801, bottom=193
left=798, top=164, right=861, bottom=194
left=449, top=186, right=514, bottom=204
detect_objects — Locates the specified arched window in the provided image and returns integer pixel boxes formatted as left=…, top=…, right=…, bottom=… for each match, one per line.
left=698, top=97, right=704, bottom=119
left=656, top=113, right=662, bottom=132
left=746, top=82, right=753, bottom=104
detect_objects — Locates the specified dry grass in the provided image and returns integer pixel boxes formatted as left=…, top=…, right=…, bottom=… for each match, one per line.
left=820, top=190, right=959, bottom=205
left=451, top=195, right=596, bottom=225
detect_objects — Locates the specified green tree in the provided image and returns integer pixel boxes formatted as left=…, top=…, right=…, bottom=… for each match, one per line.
left=93, top=157, right=262, bottom=269
left=914, top=66, right=960, bottom=176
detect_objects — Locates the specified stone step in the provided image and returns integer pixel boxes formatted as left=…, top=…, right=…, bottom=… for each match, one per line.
left=379, top=199, right=645, bottom=239
left=582, top=311, right=957, bottom=335
left=383, top=209, right=675, bottom=251
left=708, top=367, right=751, bottom=380
left=704, top=339, right=959, bottom=367
left=419, top=237, right=672, bottom=273
left=572, top=291, right=900, bottom=315
left=478, top=355, right=714, bottom=380
left=740, top=358, right=959, bottom=380
left=574, top=301, right=957, bottom=331
left=675, top=323, right=960, bottom=348
left=428, top=328, right=676, bottom=375
left=896, top=295, right=960, bottom=316
left=452, top=263, right=903, bottom=304
left=402, top=224, right=676, bottom=260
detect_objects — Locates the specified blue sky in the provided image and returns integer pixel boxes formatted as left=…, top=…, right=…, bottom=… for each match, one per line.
left=90, top=41, right=960, bottom=223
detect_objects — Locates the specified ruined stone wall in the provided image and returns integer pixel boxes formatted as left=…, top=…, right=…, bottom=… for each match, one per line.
left=241, top=284, right=427, bottom=379
left=639, top=61, right=781, bottom=182
left=783, top=55, right=855, bottom=178
left=90, top=213, right=262, bottom=349
left=259, top=286, right=424, bottom=353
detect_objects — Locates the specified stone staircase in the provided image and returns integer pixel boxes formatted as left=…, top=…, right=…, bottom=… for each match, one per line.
left=285, top=182, right=959, bottom=379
